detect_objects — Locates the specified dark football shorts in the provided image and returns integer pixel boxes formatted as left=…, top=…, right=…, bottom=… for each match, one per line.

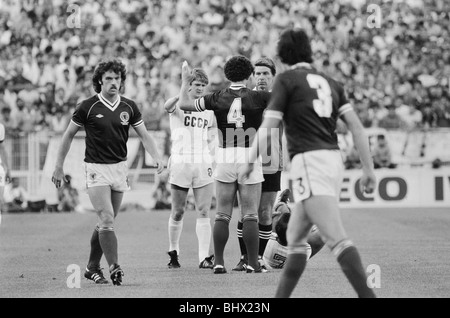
left=262, top=170, right=282, bottom=192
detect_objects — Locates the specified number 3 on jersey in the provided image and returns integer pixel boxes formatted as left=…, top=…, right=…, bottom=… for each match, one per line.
left=227, top=98, right=245, bottom=128
left=306, top=74, right=332, bottom=118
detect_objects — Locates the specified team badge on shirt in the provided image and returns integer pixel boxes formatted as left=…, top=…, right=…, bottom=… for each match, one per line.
left=89, top=173, right=97, bottom=182
left=120, top=112, right=130, bottom=125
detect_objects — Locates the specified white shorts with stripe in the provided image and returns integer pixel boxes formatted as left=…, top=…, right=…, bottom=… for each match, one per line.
left=84, top=161, right=130, bottom=192
left=290, top=150, right=344, bottom=202
left=214, top=147, right=264, bottom=185
left=168, top=157, right=214, bottom=189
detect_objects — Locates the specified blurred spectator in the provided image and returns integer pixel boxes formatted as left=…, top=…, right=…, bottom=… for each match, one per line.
left=0, top=107, right=19, bottom=136
left=0, top=0, right=448, bottom=136
left=421, top=103, right=438, bottom=129
left=57, top=174, right=81, bottom=212
left=50, top=107, right=70, bottom=134
left=152, top=170, right=171, bottom=210
left=378, top=105, right=408, bottom=130
left=11, top=98, right=33, bottom=133
left=345, top=144, right=362, bottom=170
left=3, top=177, right=28, bottom=213
left=372, top=135, right=397, bottom=169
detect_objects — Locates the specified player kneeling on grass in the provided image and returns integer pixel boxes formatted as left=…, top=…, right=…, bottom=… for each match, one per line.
left=263, top=189, right=325, bottom=269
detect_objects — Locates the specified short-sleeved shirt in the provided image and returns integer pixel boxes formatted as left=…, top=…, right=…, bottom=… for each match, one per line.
left=266, top=63, right=353, bottom=159
left=194, top=84, right=270, bottom=148
left=71, top=94, right=144, bottom=164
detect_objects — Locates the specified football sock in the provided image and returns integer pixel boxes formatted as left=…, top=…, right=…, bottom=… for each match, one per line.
left=168, top=217, right=183, bottom=254
left=242, top=214, right=259, bottom=269
left=334, top=241, right=376, bottom=298
left=87, top=225, right=103, bottom=271
left=98, top=227, right=118, bottom=267
left=258, top=223, right=272, bottom=257
left=275, top=245, right=309, bottom=298
left=196, top=217, right=212, bottom=263
left=237, top=221, right=247, bottom=256
left=213, top=213, right=231, bottom=266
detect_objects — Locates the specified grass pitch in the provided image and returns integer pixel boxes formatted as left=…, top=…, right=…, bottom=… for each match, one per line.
left=1, top=207, right=449, bottom=298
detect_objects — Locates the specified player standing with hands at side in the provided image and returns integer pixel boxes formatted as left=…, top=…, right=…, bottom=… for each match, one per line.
left=243, top=28, right=377, bottom=298
left=52, top=59, right=164, bottom=286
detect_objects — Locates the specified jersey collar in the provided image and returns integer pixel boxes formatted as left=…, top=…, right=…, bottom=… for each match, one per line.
left=230, top=84, right=247, bottom=90
left=290, top=62, right=313, bottom=70
left=98, top=93, right=121, bottom=111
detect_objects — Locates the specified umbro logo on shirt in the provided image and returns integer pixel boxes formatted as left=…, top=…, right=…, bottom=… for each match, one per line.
left=96, top=114, right=104, bottom=118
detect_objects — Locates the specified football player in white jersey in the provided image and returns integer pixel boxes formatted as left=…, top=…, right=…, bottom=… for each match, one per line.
left=164, top=68, right=217, bottom=269
left=0, top=123, right=11, bottom=226
left=263, top=189, right=325, bottom=269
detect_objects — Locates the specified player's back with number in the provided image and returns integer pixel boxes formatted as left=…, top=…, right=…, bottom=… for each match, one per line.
left=272, top=66, right=349, bottom=158
left=203, top=86, right=270, bottom=148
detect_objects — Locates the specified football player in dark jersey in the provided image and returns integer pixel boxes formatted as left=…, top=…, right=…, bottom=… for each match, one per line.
left=244, top=28, right=377, bottom=298
left=233, top=57, right=283, bottom=272
left=178, top=56, right=270, bottom=274
left=52, top=59, right=164, bottom=286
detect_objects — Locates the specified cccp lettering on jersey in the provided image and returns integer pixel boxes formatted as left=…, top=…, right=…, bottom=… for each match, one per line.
left=184, top=116, right=209, bottom=128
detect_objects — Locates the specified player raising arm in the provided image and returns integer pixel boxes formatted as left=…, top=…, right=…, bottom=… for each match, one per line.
left=243, top=28, right=376, bottom=298
left=164, top=68, right=216, bottom=269
left=178, top=57, right=270, bottom=274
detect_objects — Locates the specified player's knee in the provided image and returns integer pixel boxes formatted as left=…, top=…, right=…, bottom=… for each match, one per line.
left=99, top=217, right=114, bottom=229
left=258, top=207, right=272, bottom=225
left=98, top=226, right=115, bottom=234
left=287, top=242, right=310, bottom=256
left=242, top=214, right=258, bottom=224
left=215, top=212, right=231, bottom=225
left=330, top=239, right=354, bottom=258
left=196, top=203, right=210, bottom=218
left=171, top=206, right=185, bottom=221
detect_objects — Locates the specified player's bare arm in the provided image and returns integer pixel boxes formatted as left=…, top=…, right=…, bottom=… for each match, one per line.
left=178, top=61, right=199, bottom=112
left=341, top=109, right=376, bottom=194
left=52, top=122, right=80, bottom=188
left=243, top=114, right=282, bottom=179
left=134, top=124, right=165, bottom=174
left=164, top=96, right=180, bottom=114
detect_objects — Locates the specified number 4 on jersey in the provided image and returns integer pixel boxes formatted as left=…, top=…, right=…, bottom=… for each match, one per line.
left=227, top=98, right=246, bottom=128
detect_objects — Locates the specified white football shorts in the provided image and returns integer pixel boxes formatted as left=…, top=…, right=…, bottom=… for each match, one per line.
left=290, top=149, right=344, bottom=202
left=214, top=147, right=264, bottom=185
left=84, top=161, right=130, bottom=192
left=168, top=159, right=214, bottom=189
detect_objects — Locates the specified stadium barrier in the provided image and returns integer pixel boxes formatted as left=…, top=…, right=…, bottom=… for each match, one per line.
left=3, top=128, right=450, bottom=210
left=282, top=167, right=450, bottom=208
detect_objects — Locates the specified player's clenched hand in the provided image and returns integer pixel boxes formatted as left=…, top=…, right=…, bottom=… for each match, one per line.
left=181, top=60, right=192, bottom=85
left=155, top=158, right=165, bottom=174
left=359, top=170, right=376, bottom=194
left=242, top=163, right=255, bottom=180
left=52, top=167, right=67, bottom=188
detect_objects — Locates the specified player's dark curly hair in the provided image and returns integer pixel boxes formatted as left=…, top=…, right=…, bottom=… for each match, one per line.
left=92, top=59, right=127, bottom=93
left=224, top=55, right=254, bottom=82
left=277, top=28, right=313, bottom=66
left=275, top=212, right=291, bottom=247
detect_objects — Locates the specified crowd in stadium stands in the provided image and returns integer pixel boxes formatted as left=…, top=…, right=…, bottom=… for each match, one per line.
left=0, top=0, right=449, bottom=138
